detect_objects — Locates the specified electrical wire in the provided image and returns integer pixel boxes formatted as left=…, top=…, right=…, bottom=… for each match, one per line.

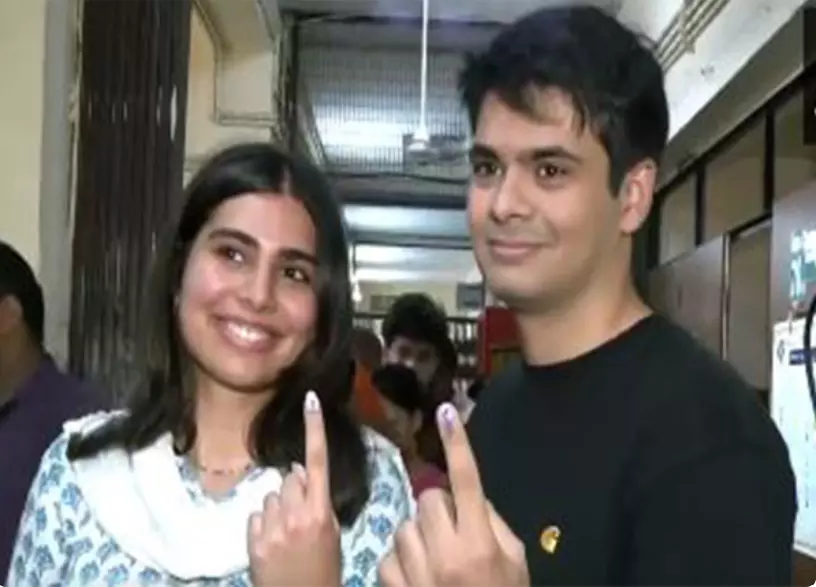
left=803, top=293, right=816, bottom=420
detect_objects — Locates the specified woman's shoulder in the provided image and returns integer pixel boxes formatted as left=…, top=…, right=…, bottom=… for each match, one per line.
left=357, top=427, right=415, bottom=513
left=340, top=427, right=413, bottom=580
left=360, top=426, right=400, bottom=458
left=360, top=426, right=409, bottom=482
left=62, top=409, right=128, bottom=438
left=29, top=410, right=127, bottom=499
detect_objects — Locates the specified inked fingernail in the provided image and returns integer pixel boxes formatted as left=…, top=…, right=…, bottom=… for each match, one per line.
left=304, top=390, right=321, bottom=413
left=437, top=402, right=458, bottom=433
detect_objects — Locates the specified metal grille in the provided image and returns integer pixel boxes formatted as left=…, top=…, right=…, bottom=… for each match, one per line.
left=299, top=38, right=468, bottom=174
left=69, top=0, right=192, bottom=403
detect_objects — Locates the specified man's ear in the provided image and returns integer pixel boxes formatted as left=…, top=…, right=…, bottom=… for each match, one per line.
left=0, top=295, right=22, bottom=336
left=617, top=159, right=658, bottom=235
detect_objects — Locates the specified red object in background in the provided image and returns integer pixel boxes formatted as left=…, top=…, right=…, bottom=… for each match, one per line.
left=478, top=306, right=521, bottom=377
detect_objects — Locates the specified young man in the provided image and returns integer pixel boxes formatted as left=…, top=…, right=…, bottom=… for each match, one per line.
left=0, top=241, right=102, bottom=577
left=380, top=5, right=795, bottom=586
left=381, top=293, right=457, bottom=469
left=381, top=293, right=452, bottom=397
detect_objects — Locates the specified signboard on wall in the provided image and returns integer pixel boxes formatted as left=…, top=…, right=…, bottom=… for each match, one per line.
left=771, top=318, right=816, bottom=558
left=790, top=227, right=816, bottom=306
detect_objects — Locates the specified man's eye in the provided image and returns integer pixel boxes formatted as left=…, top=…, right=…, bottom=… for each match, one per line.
left=471, top=161, right=502, bottom=178
left=536, top=163, right=566, bottom=179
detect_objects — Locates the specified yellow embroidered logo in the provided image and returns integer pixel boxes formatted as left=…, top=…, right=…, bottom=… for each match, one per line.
left=540, top=525, right=561, bottom=554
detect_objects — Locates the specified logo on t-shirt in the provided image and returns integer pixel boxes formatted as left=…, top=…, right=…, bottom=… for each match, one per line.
left=540, top=525, right=561, bottom=554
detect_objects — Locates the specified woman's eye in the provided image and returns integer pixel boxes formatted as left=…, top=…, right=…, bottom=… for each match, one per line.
left=218, top=246, right=245, bottom=265
left=283, top=266, right=311, bottom=284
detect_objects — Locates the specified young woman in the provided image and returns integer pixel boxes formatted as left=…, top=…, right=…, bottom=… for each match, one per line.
left=5, top=144, right=414, bottom=586
left=371, top=364, right=448, bottom=498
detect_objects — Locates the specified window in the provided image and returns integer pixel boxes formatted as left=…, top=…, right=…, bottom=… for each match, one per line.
left=704, top=123, right=765, bottom=239
left=774, top=90, right=816, bottom=200
left=658, top=175, right=696, bottom=264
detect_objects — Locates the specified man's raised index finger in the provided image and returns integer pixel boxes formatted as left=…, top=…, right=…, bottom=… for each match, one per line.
left=436, top=403, right=490, bottom=532
left=304, top=390, right=331, bottom=507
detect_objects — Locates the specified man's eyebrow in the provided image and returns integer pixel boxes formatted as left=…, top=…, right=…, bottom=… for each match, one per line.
left=468, top=143, right=583, bottom=164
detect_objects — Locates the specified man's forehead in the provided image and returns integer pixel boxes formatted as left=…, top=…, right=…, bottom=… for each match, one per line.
left=476, top=88, right=588, bottom=140
left=477, top=108, right=590, bottom=156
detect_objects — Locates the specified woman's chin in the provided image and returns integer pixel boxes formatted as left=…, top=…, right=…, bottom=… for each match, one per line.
left=200, top=362, right=283, bottom=396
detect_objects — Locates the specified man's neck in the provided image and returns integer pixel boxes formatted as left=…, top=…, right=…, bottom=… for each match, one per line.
left=515, top=278, right=650, bottom=367
left=0, top=343, right=43, bottom=407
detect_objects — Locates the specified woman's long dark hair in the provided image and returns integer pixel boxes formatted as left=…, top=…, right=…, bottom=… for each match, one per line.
left=68, top=143, right=369, bottom=525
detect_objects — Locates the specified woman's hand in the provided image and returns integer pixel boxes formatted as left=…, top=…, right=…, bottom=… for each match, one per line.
left=248, top=391, right=341, bottom=587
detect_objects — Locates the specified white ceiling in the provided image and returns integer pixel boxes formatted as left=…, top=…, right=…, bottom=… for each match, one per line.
left=281, top=0, right=622, bottom=24
left=344, top=205, right=468, bottom=240
left=352, top=244, right=478, bottom=282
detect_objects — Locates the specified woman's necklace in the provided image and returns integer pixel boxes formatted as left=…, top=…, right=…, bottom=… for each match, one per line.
left=190, top=454, right=255, bottom=478
left=197, top=461, right=254, bottom=477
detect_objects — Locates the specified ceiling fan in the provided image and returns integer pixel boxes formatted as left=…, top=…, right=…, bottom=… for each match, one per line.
left=402, top=0, right=469, bottom=170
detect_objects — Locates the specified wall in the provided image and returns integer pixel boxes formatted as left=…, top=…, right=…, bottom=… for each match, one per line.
left=656, top=10, right=816, bottom=391
left=661, top=12, right=804, bottom=181
left=0, top=0, right=75, bottom=364
left=184, top=6, right=272, bottom=180
left=0, top=0, right=48, bottom=269
left=659, top=10, right=808, bottom=260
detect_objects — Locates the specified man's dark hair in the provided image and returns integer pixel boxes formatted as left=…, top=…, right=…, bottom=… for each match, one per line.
left=459, top=4, right=669, bottom=192
left=382, top=293, right=449, bottom=354
left=0, top=241, right=45, bottom=345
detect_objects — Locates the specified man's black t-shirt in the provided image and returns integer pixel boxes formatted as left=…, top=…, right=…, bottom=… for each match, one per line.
left=467, top=315, right=796, bottom=586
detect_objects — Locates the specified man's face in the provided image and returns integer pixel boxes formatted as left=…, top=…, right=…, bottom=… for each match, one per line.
left=383, top=336, right=440, bottom=387
left=467, top=89, right=655, bottom=313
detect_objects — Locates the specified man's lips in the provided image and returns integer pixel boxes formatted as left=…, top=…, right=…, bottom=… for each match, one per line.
left=487, top=239, right=542, bottom=262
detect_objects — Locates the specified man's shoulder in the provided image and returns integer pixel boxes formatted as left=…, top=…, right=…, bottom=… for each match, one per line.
left=637, top=317, right=766, bottom=420
left=628, top=318, right=787, bottom=475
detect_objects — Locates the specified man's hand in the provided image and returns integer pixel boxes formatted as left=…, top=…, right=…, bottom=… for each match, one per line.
left=379, top=403, right=529, bottom=586
left=248, top=391, right=341, bottom=587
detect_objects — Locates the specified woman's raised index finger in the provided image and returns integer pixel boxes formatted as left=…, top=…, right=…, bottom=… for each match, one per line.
left=303, top=390, right=331, bottom=507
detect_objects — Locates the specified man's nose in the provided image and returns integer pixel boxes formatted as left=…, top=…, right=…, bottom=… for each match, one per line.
left=489, top=168, right=533, bottom=224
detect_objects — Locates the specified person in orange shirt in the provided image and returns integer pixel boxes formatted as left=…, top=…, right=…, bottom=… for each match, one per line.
left=350, top=327, right=389, bottom=434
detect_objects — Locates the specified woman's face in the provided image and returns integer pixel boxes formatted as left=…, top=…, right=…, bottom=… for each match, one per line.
left=177, top=192, right=319, bottom=394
